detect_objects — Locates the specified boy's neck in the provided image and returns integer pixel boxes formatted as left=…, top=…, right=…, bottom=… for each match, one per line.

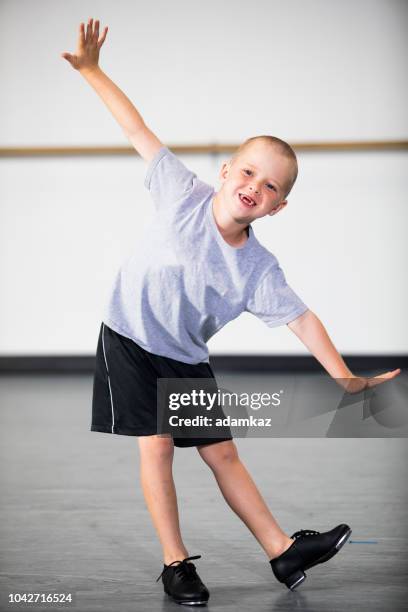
left=212, top=193, right=249, bottom=247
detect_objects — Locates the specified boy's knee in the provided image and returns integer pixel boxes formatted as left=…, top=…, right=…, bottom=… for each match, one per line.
left=138, top=435, right=174, bottom=463
left=198, top=440, right=239, bottom=470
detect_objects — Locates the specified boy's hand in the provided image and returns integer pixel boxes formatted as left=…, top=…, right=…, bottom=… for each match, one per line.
left=341, top=368, right=401, bottom=394
left=61, top=18, right=108, bottom=73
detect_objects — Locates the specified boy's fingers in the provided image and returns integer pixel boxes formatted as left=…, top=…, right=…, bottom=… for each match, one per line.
left=93, top=19, right=100, bottom=43
left=85, top=18, right=93, bottom=43
left=79, top=22, right=85, bottom=48
left=367, top=369, right=401, bottom=388
left=97, top=26, right=108, bottom=48
left=389, top=369, right=401, bottom=379
left=61, top=52, right=74, bottom=65
left=381, top=369, right=400, bottom=378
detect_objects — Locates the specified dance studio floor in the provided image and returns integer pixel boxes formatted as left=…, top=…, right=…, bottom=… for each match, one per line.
left=0, top=373, right=407, bottom=612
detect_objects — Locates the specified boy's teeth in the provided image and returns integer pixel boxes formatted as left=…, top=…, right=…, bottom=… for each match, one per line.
left=240, top=194, right=255, bottom=206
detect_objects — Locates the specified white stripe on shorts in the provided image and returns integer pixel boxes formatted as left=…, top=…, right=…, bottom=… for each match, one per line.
left=101, top=323, right=115, bottom=434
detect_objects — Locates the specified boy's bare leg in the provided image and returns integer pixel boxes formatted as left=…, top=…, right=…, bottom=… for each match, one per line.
left=138, top=435, right=189, bottom=565
left=197, top=440, right=294, bottom=560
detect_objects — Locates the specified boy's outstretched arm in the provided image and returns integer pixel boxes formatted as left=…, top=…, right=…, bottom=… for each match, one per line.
left=61, top=18, right=163, bottom=163
left=287, top=310, right=401, bottom=393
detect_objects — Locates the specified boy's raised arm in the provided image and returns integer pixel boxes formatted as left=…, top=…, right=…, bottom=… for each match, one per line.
left=61, top=18, right=163, bottom=163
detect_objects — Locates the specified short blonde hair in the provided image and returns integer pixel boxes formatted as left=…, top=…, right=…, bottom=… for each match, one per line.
left=231, top=135, right=298, bottom=197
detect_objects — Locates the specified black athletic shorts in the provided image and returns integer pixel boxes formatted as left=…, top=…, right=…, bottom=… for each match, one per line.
left=91, top=322, right=233, bottom=448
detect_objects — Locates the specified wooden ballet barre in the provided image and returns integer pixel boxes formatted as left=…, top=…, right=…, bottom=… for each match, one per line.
left=0, top=141, right=407, bottom=157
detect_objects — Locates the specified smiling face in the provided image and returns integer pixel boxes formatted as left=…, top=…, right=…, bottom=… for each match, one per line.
left=217, top=140, right=296, bottom=225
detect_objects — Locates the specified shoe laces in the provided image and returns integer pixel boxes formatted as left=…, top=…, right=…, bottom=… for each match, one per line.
left=156, top=555, right=201, bottom=583
left=291, top=529, right=321, bottom=540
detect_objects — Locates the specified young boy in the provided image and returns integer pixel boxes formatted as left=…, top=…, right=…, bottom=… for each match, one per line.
left=62, top=18, right=401, bottom=606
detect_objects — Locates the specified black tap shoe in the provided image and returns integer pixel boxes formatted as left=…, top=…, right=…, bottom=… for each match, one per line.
left=156, top=554, right=210, bottom=606
left=270, top=524, right=352, bottom=590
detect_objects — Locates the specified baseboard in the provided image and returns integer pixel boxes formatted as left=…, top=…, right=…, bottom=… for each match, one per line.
left=0, top=355, right=406, bottom=374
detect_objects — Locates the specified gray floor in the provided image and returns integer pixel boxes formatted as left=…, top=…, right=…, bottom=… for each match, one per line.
left=0, top=373, right=407, bottom=612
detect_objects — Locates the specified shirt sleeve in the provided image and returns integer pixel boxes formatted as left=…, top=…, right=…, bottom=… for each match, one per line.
left=144, top=146, right=198, bottom=210
left=246, top=265, right=309, bottom=327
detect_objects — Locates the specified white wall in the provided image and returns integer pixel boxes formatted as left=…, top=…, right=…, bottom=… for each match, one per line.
left=0, top=0, right=407, bottom=355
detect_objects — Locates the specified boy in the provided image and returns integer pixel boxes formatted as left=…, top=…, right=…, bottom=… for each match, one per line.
left=62, top=18, right=400, bottom=605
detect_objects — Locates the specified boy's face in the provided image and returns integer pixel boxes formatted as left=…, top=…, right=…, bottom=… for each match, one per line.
left=217, top=142, right=292, bottom=224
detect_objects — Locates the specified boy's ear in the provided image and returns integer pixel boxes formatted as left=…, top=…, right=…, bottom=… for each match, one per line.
left=268, top=200, right=288, bottom=216
left=219, top=159, right=232, bottom=182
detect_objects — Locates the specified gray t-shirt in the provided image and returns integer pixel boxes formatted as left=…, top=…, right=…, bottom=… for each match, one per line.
left=103, top=147, right=308, bottom=364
